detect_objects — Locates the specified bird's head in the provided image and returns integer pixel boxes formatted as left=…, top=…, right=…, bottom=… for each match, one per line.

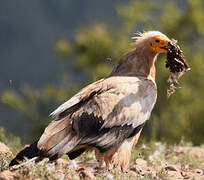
left=150, top=34, right=171, bottom=54
left=112, top=31, right=173, bottom=77
left=133, top=31, right=171, bottom=54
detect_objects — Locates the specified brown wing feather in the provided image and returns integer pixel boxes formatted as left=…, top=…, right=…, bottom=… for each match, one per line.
left=37, top=116, right=72, bottom=150
left=37, top=116, right=82, bottom=159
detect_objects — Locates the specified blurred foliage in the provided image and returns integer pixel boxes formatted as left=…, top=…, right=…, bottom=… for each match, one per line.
left=0, top=127, right=21, bottom=154
left=1, top=0, right=204, bottom=145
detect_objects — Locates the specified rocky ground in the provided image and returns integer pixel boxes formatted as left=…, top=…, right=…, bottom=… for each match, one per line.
left=0, top=141, right=204, bottom=180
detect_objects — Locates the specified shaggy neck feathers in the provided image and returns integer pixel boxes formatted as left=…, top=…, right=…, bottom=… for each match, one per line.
left=111, top=39, right=157, bottom=80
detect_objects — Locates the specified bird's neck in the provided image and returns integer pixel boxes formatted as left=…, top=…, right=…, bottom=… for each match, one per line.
left=110, top=46, right=157, bottom=81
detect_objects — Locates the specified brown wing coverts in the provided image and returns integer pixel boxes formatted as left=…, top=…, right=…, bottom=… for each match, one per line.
left=72, top=111, right=145, bottom=153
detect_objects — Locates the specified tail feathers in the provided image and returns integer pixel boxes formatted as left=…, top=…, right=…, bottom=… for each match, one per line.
left=37, top=117, right=74, bottom=153
left=9, top=135, right=81, bottom=166
left=9, top=135, right=81, bottom=167
left=46, top=133, right=81, bottom=160
left=37, top=118, right=81, bottom=159
left=9, top=140, right=41, bottom=167
left=10, top=117, right=82, bottom=166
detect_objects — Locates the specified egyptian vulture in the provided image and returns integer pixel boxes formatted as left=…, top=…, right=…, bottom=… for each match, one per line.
left=10, top=31, right=172, bottom=171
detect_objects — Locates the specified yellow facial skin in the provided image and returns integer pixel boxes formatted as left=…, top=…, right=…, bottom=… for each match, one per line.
left=150, top=35, right=171, bottom=54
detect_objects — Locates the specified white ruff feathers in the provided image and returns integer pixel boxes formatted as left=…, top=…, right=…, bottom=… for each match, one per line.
left=132, top=31, right=167, bottom=40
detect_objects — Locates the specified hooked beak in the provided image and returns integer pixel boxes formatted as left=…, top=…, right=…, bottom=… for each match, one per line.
left=160, top=46, right=169, bottom=50
left=159, top=41, right=172, bottom=52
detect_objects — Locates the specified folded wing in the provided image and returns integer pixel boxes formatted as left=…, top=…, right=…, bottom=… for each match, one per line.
left=10, top=76, right=156, bottom=165
left=38, top=76, right=156, bottom=159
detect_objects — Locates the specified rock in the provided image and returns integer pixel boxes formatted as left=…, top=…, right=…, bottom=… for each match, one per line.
left=195, top=168, right=204, bottom=175
left=194, top=176, right=204, bottom=180
left=135, top=158, right=147, bottom=167
left=77, top=167, right=95, bottom=180
left=0, top=142, right=11, bottom=154
left=181, top=171, right=193, bottom=179
left=165, top=165, right=180, bottom=172
left=0, top=170, right=15, bottom=180
left=106, top=172, right=114, bottom=180
left=134, top=165, right=144, bottom=174
left=69, top=160, right=78, bottom=168
left=128, top=170, right=137, bottom=177
left=55, top=170, right=65, bottom=180
left=56, top=158, right=69, bottom=169
left=167, top=170, right=183, bottom=179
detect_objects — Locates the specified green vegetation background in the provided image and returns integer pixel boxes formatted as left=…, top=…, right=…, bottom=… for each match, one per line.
left=1, top=0, right=204, bottom=145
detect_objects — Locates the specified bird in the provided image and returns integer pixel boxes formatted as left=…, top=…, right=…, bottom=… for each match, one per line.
left=10, top=31, right=171, bottom=171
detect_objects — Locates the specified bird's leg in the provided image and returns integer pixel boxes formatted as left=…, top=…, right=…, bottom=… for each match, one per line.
left=96, top=149, right=115, bottom=170
left=94, top=149, right=105, bottom=168
left=112, top=130, right=142, bottom=172
left=104, top=155, right=114, bottom=170
left=95, top=130, right=142, bottom=172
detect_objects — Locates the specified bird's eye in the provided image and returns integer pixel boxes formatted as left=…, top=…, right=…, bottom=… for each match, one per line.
left=155, top=39, right=160, bottom=43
